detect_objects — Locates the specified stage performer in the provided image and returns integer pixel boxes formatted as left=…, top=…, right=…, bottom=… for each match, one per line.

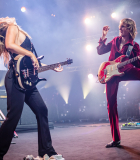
left=97, top=18, right=140, bottom=147
left=0, top=17, right=65, bottom=160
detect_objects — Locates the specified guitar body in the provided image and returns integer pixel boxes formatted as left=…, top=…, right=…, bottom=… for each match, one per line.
left=16, top=56, right=46, bottom=90
left=98, top=55, right=133, bottom=84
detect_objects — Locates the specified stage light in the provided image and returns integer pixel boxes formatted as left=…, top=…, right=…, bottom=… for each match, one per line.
left=85, top=18, right=90, bottom=24
left=88, top=74, right=93, bottom=79
left=0, top=96, right=7, bottom=98
left=52, top=72, right=72, bottom=105
left=40, top=82, right=53, bottom=90
left=124, top=81, right=130, bottom=86
left=57, top=85, right=70, bottom=104
left=21, top=7, right=26, bottom=12
left=82, top=75, right=96, bottom=99
left=83, top=85, right=90, bottom=99
left=111, top=12, right=117, bottom=18
left=51, top=14, right=55, bottom=17
left=0, top=77, right=5, bottom=87
left=86, top=44, right=92, bottom=51
left=104, top=87, right=106, bottom=93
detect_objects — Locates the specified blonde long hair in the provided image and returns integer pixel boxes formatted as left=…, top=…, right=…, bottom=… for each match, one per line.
left=0, top=17, right=31, bottom=64
left=119, top=18, right=137, bottom=40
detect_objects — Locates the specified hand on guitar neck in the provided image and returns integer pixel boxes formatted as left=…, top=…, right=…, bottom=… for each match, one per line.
left=53, top=64, right=63, bottom=72
left=41, top=63, right=63, bottom=72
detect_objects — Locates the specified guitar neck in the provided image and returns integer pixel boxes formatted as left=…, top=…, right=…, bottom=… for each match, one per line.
left=118, top=56, right=139, bottom=68
left=38, top=61, right=68, bottom=73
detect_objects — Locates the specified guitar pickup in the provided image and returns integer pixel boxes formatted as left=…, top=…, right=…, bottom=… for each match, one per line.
left=104, top=69, right=107, bottom=75
left=21, top=70, right=27, bottom=79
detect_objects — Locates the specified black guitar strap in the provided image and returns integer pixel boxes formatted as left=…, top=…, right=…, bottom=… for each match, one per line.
left=9, top=51, right=19, bottom=77
left=126, top=41, right=135, bottom=57
left=31, top=43, right=42, bottom=67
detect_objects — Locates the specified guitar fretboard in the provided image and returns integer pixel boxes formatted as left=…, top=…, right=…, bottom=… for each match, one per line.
left=117, top=56, right=139, bottom=68
left=38, top=61, right=68, bottom=73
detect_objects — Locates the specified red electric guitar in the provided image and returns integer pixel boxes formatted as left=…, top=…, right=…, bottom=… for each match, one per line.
left=98, top=55, right=140, bottom=84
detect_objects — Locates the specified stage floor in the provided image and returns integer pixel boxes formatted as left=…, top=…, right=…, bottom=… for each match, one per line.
left=4, top=122, right=140, bottom=160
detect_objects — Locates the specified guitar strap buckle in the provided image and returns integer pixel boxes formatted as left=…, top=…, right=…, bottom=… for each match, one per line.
left=126, top=42, right=135, bottom=58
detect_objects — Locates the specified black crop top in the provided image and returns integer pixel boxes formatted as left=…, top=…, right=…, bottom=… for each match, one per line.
left=12, top=36, right=33, bottom=58
left=11, top=36, right=41, bottom=66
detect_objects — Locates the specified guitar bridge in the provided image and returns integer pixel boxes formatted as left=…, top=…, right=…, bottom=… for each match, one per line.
left=100, top=76, right=105, bottom=83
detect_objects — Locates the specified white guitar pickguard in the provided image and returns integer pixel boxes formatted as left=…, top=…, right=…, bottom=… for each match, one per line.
left=105, top=62, right=124, bottom=82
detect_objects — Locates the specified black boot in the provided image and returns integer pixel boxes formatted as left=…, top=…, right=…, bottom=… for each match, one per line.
left=105, top=141, right=121, bottom=148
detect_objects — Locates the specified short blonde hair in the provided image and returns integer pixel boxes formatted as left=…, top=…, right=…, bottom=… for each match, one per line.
left=119, top=18, right=137, bottom=40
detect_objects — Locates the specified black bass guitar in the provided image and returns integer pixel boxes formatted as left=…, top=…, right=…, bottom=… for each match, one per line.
left=16, top=56, right=73, bottom=90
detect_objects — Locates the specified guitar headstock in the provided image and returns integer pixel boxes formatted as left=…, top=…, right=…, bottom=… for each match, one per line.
left=66, top=58, right=73, bottom=64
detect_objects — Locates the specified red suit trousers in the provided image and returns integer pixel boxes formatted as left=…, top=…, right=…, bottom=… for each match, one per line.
left=106, top=67, right=140, bottom=142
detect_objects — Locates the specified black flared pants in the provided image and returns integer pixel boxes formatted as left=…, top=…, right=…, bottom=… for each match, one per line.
left=0, top=68, right=57, bottom=160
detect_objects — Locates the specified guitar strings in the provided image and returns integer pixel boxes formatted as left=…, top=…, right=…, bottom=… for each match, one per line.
left=22, top=68, right=52, bottom=73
